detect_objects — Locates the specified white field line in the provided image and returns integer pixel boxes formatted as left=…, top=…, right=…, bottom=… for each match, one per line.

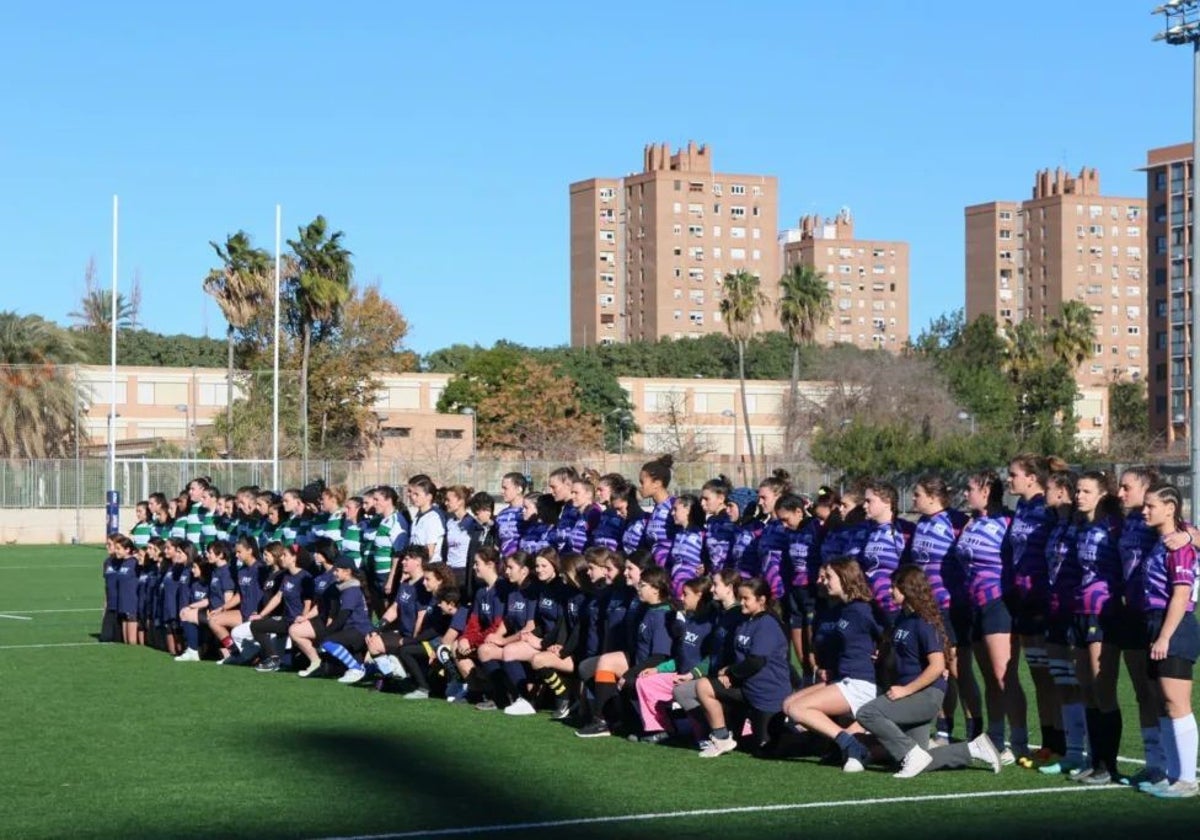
left=310, top=785, right=1125, bottom=840
left=0, top=565, right=100, bottom=570
left=0, top=614, right=33, bottom=621
left=0, top=642, right=104, bottom=650
left=0, top=608, right=102, bottom=614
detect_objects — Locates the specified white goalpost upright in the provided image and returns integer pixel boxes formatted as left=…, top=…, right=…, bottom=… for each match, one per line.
left=272, top=204, right=282, bottom=493
left=106, top=195, right=120, bottom=536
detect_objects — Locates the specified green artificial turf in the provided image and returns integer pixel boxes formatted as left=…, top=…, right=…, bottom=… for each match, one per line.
left=0, top=546, right=1196, bottom=840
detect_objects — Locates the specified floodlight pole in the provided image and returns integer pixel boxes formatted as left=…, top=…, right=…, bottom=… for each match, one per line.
left=1154, top=0, right=1200, bottom=518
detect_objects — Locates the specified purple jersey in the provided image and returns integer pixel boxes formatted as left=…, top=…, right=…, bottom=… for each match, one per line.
left=1129, top=538, right=1198, bottom=614
left=551, top=505, right=580, bottom=553
left=703, top=512, right=737, bottom=572
left=592, top=507, right=627, bottom=552
left=820, top=521, right=870, bottom=562
left=730, top=520, right=764, bottom=573
left=958, top=512, right=1011, bottom=608
left=517, top=521, right=552, bottom=555
left=667, top=527, right=705, bottom=599
left=1045, top=517, right=1077, bottom=619
left=784, top=518, right=824, bottom=591
left=1071, top=518, right=1120, bottom=615
left=747, top=518, right=787, bottom=598
left=496, top=504, right=523, bottom=557
left=908, top=511, right=960, bottom=610
left=643, top=498, right=676, bottom=567
left=1119, top=511, right=1156, bottom=585
left=861, top=521, right=905, bottom=615
left=623, top=514, right=648, bottom=556
left=566, top=504, right=602, bottom=553
left=1007, top=495, right=1053, bottom=602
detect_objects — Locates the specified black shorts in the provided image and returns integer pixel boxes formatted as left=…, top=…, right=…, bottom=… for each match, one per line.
left=374, top=629, right=407, bottom=655
left=972, top=598, right=1012, bottom=641
left=323, top=628, right=367, bottom=655
left=947, top=603, right=972, bottom=648
left=1045, top=613, right=1074, bottom=648
left=1071, top=613, right=1104, bottom=648
left=1110, top=603, right=1142, bottom=652
left=1145, top=610, right=1200, bottom=665
left=939, top=608, right=958, bottom=647
left=1012, top=601, right=1049, bottom=637
left=118, top=612, right=137, bottom=623
left=784, top=587, right=815, bottom=631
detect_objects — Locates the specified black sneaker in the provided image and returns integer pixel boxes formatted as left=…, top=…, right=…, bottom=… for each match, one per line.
left=255, top=656, right=280, bottom=673
left=550, top=697, right=573, bottom=721
left=575, top=721, right=611, bottom=738
left=639, top=732, right=670, bottom=744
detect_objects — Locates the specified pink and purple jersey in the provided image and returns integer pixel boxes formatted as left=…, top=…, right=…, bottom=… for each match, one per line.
left=496, top=504, right=523, bottom=557
left=861, top=521, right=905, bottom=615
left=785, top=518, right=824, bottom=592
left=820, top=521, right=870, bottom=563
left=730, top=520, right=764, bottom=575
left=623, top=514, right=648, bottom=556
left=747, top=518, right=787, bottom=598
left=1007, top=495, right=1053, bottom=603
left=1071, top=518, right=1120, bottom=615
left=1128, top=538, right=1198, bottom=614
left=703, top=512, right=737, bottom=572
left=565, top=503, right=602, bottom=553
left=958, top=513, right=1011, bottom=608
left=908, top=511, right=960, bottom=610
left=667, top=527, right=706, bottom=598
left=1118, top=511, right=1156, bottom=586
left=1045, top=517, right=1077, bottom=618
left=592, top=507, right=627, bottom=552
left=551, top=505, right=580, bottom=554
left=643, top=498, right=676, bottom=567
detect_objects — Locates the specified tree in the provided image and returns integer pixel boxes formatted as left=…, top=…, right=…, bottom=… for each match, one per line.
left=646, top=390, right=715, bottom=460
left=203, top=230, right=272, bottom=456
left=69, top=257, right=141, bottom=333
left=0, top=313, right=83, bottom=458
left=719, top=270, right=768, bottom=481
left=73, top=329, right=227, bottom=367
left=776, top=264, right=832, bottom=453
left=476, top=358, right=601, bottom=458
left=286, top=216, right=353, bottom=465
left=1107, top=380, right=1153, bottom=460
left=337, top=283, right=414, bottom=373
left=1047, top=300, right=1095, bottom=372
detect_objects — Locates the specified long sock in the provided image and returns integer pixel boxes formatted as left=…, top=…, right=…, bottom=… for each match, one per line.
left=1160, top=716, right=1181, bottom=781
left=182, top=622, right=200, bottom=651
left=1142, top=725, right=1165, bottom=773
left=320, top=641, right=360, bottom=671
left=835, top=730, right=869, bottom=761
left=1102, top=710, right=1123, bottom=776
left=502, top=661, right=528, bottom=698
left=219, top=636, right=234, bottom=651
left=1172, top=714, right=1198, bottom=784
left=1085, top=708, right=1102, bottom=768
left=592, top=670, right=619, bottom=724
left=1049, top=726, right=1067, bottom=756
left=1062, top=703, right=1088, bottom=763
left=485, top=664, right=514, bottom=707
left=1010, top=725, right=1029, bottom=756
left=711, top=726, right=731, bottom=740
left=987, top=720, right=1006, bottom=752
left=538, top=668, right=568, bottom=697
left=966, top=717, right=983, bottom=740
left=936, top=716, right=951, bottom=741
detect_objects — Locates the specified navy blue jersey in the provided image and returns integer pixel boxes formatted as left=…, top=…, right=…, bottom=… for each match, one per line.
left=136, top=561, right=159, bottom=621
left=335, top=582, right=374, bottom=635
left=1007, top=495, right=1053, bottom=603
left=312, top=570, right=337, bottom=621
left=533, top=580, right=568, bottom=640
left=504, top=583, right=540, bottom=634
left=173, top=565, right=194, bottom=619
left=709, top=602, right=744, bottom=674
left=601, top=583, right=635, bottom=653
left=623, top=598, right=648, bottom=659
left=280, top=569, right=315, bottom=621
left=732, top=612, right=792, bottom=713
left=733, top=520, right=766, bottom=578
left=643, top=498, right=677, bottom=567
left=207, top=564, right=235, bottom=611
left=551, top=504, right=581, bottom=553
left=518, top=522, right=552, bottom=555
left=236, top=561, right=269, bottom=620
left=1119, top=510, right=1157, bottom=585
left=811, top=598, right=840, bottom=672
left=393, top=579, right=432, bottom=637
left=159, top=563, right=185, bottom=622
left=584, top=585, right=607, bottom=658
left=634, top=604, right=674, bottom=663
left=448, top=605, right=470, bottom=635
left=821, top=521, right=870, bottom=562
left=187, top=577, right=208, bottom=606
left=673, top=609, right=715, bottom=675
left=892, top=610, right=946, bottom=693
left=829, top=600, right=882, bottom=683
left=472, top=580, right=508, bottom=630
left=105, top=556, right=139, bottom=615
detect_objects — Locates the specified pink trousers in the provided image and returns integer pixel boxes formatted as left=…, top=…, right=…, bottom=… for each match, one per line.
left=635, top=672, right=678, bottom=733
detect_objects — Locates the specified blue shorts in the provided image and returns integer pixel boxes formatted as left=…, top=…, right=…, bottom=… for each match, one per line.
left=940, top=608, right=958, bottom=647
left=972, top=598, right=1012, bottom=641
left=1145, top=609, right=1200, bottom=666
left=1071, top=613, right=1104, bottom=649
left=1012, top=599, right=1050, bottom=637
left=784, top=587, right=815, bottom=631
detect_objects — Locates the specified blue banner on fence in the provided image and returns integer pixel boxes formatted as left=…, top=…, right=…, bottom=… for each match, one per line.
left=106, top=490, right=120, bottom=536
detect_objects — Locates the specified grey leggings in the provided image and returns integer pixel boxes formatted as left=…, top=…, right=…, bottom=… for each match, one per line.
left=856, top=686, right=944, bottom=763
left=672, top=678, right=703, bottom=711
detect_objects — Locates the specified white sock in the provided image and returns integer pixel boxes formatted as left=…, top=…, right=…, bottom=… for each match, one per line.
left=1142, top=725, right=1165, bottom=773
left=1063, top=703, right=1088, bottom=762
left=1172, top=714, right=1198, bottom=784
left=1161, top=716, right=1180, bottom=781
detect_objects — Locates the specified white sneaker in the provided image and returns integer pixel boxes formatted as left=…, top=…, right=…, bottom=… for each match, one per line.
left=404, top=688, right=430, bottom=700
left=298, top=661, right=322, bottom=678
left=893, top=746, right=933, bottom=779
left=338, top=668, right=366, bottom=684
left=375, top=655, right=406, bottom=679
left=503, top=697, right=537, bottom=716
left=174, top=649, right=200, bottom=662
left=999, top=747, right=1016, bottom=766
left=843, top=756, right=866, bottom=773
left=968, top=734, right=1003, bottom=774
left=698, top=735, right=737, bottom=758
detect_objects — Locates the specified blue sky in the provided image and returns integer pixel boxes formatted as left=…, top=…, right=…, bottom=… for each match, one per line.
left=0, top=2, right=1190, bottom=355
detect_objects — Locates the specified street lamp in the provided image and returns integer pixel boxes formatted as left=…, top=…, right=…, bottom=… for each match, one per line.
left=174, top=403, right=190, bottom=460
left=374, top=413, right=389, bottom=485
left=957, top=410, right=976, bottom=435
left=460, top=407, right=477, bottom=485
left=721, top=409, right=740, bottom=485
left=1154, top=0, right=1200, bottom=517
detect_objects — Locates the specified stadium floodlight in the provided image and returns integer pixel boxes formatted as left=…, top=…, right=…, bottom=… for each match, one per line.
left=1153, top=0, right=1200, bottom=518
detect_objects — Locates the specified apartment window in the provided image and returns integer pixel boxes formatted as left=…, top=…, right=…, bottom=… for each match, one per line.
left=712, top=247, right=722, bottom=259
left=672, top=224, right=682, bottom=236
left=435, top=429, right=464, bottom=440
left=688, top=225, right=703, bottom=237
left=1155, top=204, right=1168, bottom=223
left=1155, top=171, right=1167, bottom=191
left=688, top=268, right=704, bottom=282
left=689, top=290, right=704, bottom=304
left=712, top=183, right=723, bottom=196
left=999, top=210, right=1013, bottom=221
left=730, top=248, right=746, bottom=260
left=838, top=264, right=852, bottom=274
left=1128, top=326, right=1141, bottom=336
left=1126, top=246, right=1142, bottom=260
left=689, top=181, right=703, bottom=193
left=998, top=229, right=1012, bottom=240
left=752, top=249, right=761, bottom=260
left=730, top=184, right=746, bottom=195
left=688, top=203, right=703, bottom=216
left=598, top=187, right=615, bottom=201
left=712, top=225, right=721, bottom=237
left=600, top=314, right=615, bottom=327
left=1126, top=284, right=1140, bottom=295
left=599, top=230, right=615, bottom=243
left=689, top=247, right=704, bottom=260
left=752, top=207, right=760, bottom=217
left=673, top=246, right=682, bottom=256
left=598, top=294, right=614, bottom=307
left=600, top=251, right=615, bottom=265
left=730, top=206, right=746, bottom=219
left=599, top=208, right=615, bottom=222
left=999, top=250, right=1012, bottom=260
left=1089, top=225, right=1104, bottom=237
left=752, top=228, right=761, bottom=240
left=1076, top=225, right=1086, bottom=238
left=673, top=180, right=681, bottom=191
left=1127, top=226, right=1141, bottom=238
left=673, top=202, right=682, bottom=214
left=713, top=203, right=721, bottom=215
left=673, top=288, right=683, bottom=299
left=1156, top=236, right=1168, bottom=255
left=689, top=310, right=704, bottom=324
left=1126, top=305, right=1141, bottom=318
left=730, top=226, right=746, bottom=239
left=872, top=264, right=886, bottom=275
left=600, top=273, right=615, bottom=286
left=1090, top=205, right=1103, bottom=219
left=751, top=185, right=762, bottom=197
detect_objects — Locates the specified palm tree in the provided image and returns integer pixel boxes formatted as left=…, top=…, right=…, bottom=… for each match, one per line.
left=69, top=257, right=140, bottom=333
left=719, top=270, right=767, bottom=482
left=1001, top=319, right=1043, bottom=384
left=286, top=216, right=353, bottom=469
left=0, top=313, right=83, bottom=458
left=203, top=231, right=272, bottom=456
left=1047, top=300, right=1095, bottom=372
left=776, top=264, right=832, bottom=453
